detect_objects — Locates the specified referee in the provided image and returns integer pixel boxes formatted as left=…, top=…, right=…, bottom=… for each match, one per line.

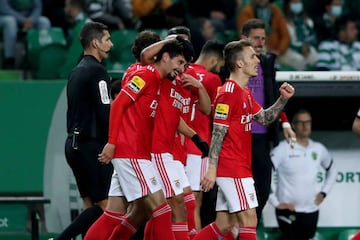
left=55, top=21, right=114, bottom=240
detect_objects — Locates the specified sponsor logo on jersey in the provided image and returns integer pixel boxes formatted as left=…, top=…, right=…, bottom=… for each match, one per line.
left=128, top=76, right=145, bottom=94
left=214, top=103, right=229, bottom=120
left=98, top=80, right=110, bottom=104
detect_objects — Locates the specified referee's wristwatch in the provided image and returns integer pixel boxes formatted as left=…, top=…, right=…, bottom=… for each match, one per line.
left=320, top=192, right=327, bottom=198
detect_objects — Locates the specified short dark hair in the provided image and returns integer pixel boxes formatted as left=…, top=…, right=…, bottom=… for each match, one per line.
left=167, top=26, right=191, bottom=39
left=132, top=31, right=161, bottom=61
left=155, top=37, right=194, bottom=63
left=79, top=22, right=109, bottom=49
left=224, top=40, right=252, bottom=72
left=241, top=18, right=266, bottom=37
left=199, top=39, right=225, bottom=60
left=292, top=109, right=312, bottom=123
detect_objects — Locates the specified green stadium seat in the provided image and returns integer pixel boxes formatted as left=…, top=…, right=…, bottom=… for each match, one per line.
left=338, top=229, right=359, bottom=240
left=26, top=28, right=67, bottom=69
left=33, top=45, right=67, bottom=79
left=109, top=29, right=138, bottom=64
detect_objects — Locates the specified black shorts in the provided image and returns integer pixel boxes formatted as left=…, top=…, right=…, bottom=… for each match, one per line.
left=65, top=137, right=113, bottom=203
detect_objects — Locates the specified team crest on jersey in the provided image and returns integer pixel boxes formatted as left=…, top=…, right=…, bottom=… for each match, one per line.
left=312, top=152, right=318, bottom=161
left=214, top=103, right=229, bottom=120
left=128, top=76, right=145, bottom=93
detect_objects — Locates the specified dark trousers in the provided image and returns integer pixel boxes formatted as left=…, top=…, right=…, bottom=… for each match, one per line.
left=252, top=133, right=272, bottom=222
left=276, top=209, right=319, bottom=240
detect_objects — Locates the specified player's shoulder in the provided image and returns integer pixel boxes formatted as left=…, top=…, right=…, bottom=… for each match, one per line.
left=219, top=80, right=237, bottom=94
left=309, top=139, right=328, bottom=151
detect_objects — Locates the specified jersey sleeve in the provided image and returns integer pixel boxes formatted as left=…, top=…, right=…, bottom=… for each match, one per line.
left=121, top=68, right=153, bottom=101
left=319, top=144, right=337, bottom=194
left=213, top=92, right=235, bottom=127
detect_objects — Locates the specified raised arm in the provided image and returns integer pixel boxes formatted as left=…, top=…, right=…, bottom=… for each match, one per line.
left=253, top=82, right=295, bottom=126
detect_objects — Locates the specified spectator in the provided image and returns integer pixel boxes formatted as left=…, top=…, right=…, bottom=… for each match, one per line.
left=240, top=18, right=296, bottom=226
left=268, top=109, right=337, bottom=240
left=237, top=0, right=290, bottom=58
left=313, top=0, right=343, bottom=43
left=0, top=0, right=51, bottom=69
left=316, top=15, right=360, bottom=71
left=278, top=0, right=318, bottom=70
left=85, top=0, right=130, bottom=30
left=352, top=107, right=360, bottom=136
left=183, top=0, right=240, bottom=32
left=42, top=0, right=68, bottom=31
left=59, top=0, right=91, bottom=79
left=133, top=0, right=172, bottom=29
left=189, top=17, right=216, bottom=59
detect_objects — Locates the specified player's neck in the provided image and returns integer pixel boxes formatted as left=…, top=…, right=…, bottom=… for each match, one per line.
left=229, top=72, right=249, bottom=89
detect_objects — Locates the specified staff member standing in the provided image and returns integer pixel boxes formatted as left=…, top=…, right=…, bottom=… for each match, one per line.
left=268, top=109, right=337, bottom=240
left=56, top=21, right=114, bottom=240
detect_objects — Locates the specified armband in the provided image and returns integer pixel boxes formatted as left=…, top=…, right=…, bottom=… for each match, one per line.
left=282, top=122, right=291, bottom=129
left=357, top=108, right=360, bottom=118
left=320, top=192, right=327, bottom=198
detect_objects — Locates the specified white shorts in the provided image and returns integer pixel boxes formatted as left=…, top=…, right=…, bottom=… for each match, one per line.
left=174, top=160, right=190, bottom=190
left=108, top=170, right=124, bottom=197
left=152, top=153, right=186, bottom=198
left=216, top=177, right=258, bottom=213
left=110, top=158, right=163, bottom=202
left=185, top=154, right=208, bottom=191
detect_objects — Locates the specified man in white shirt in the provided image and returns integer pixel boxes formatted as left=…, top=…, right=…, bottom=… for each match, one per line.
left=268, top=109, right=337, bottom=240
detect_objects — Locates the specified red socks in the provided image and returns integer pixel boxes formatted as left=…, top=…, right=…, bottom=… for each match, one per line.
left=108, top=217, right=137, bottom=240
left=184, top=192, right=197, bottom=237
left=173, top=222, right=190, bottom=240
left=84, top=210, right=124, bottom=240
left=192, top=222, right=223, bottom=240
left=151, top=202, right=175, bottom=240
left=239, top=227, right=256, bottom=240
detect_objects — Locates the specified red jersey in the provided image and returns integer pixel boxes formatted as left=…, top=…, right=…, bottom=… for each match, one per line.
left=187, top=63, right=222, bottom=155
left=172, top=66, right=199, bottom=164
left=151, top=78, right=185, bottom=154
left=121, top=63, right=142, bottom=87
left=213, top=79, right=262, bottom=178
left=110, top=65, right=161, bottom=159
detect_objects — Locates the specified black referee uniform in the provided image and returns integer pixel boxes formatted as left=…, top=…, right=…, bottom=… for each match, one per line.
left=65, top=55, right=113, bottom=203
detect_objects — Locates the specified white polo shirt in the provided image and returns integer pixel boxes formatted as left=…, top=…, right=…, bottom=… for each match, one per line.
left=268, top=139, right=337, bottom=213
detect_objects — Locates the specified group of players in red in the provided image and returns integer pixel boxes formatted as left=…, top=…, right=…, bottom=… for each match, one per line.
left=83, top=25, right=295, bottom=240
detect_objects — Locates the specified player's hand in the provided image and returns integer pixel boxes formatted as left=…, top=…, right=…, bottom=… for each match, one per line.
left=283, top=126, right=296, bottom=148
left=200, top=164, right=217, bottom=192
left=98, top=143, right=115, bottom=164
left=315, top=192, right=325, bottom=206
left=279, top=82, right=295, bottom=100
left=180, top=73, right=203, bottom=88
left=276, top=203, right=295, bottom=211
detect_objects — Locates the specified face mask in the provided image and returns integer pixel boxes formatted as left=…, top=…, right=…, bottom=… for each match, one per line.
left=290, top=2, right=303, bottom=15
left=331, top=5, right=342, bottom=17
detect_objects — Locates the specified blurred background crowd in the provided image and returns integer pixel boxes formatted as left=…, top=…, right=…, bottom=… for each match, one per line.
left=1, top=0, right=360, bottom=80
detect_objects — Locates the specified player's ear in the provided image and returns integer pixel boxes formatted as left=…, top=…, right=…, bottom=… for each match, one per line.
left=92, top=39, right=98, bottom=49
